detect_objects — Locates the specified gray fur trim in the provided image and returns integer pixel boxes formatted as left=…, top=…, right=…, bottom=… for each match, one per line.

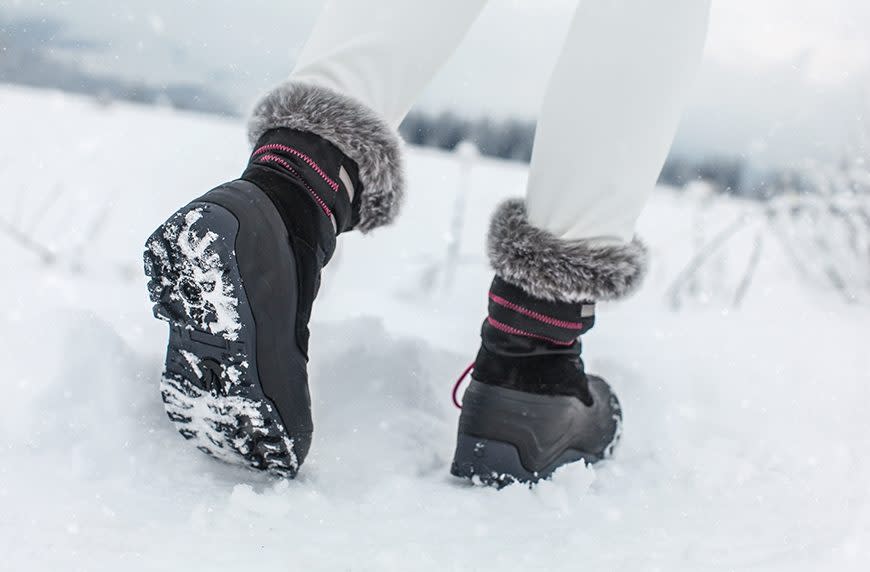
left=248, top=82, right=404, bottom=233
left=487, top=199, right=649, bottom=302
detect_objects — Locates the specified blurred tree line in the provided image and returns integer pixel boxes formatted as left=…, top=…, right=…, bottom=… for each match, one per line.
left=399, top=110, right=870, bottom=201
left=400, top=110, right=537, bottom=163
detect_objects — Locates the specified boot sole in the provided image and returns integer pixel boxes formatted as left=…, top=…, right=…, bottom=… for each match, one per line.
left=450, top=434, right=601, bottom=487
left=144, top=181, right=311, bottom=477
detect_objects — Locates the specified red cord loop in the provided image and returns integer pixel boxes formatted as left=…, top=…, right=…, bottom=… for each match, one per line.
left=451, top=362, right=475, bottom=409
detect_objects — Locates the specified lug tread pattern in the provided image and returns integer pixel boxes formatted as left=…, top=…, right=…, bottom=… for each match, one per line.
left=144, top=203, right=300, bottom=477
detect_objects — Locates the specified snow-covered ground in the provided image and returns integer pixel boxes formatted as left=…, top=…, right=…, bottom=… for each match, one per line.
left=1, top=86, right=868, bottom=571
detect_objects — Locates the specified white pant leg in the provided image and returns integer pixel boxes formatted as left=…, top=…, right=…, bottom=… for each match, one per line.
left=526, top=0, right=711, bottom=243
left=290, top=0, right=487, bottom=129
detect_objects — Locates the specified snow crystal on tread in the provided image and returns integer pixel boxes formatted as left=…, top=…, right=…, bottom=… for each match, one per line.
left=222, top=362, right=246, bottom=385
left=179, top=350, right=203, bottom=378
left=603, top=395, right=622, bottom=459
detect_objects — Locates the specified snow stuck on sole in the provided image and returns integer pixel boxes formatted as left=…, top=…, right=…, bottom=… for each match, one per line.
left=144, top=202, right=298, bottom=477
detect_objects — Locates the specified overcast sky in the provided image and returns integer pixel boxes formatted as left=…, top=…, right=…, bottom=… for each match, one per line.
left=6, top=0, right=870, bottom=166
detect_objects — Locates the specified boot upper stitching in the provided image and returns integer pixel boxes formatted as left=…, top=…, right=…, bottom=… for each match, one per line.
left=488, top=292, right=583, bottom=330
left=255, top=154, right=333, bottom=219
left=486, top=316, right=576, bottom=347
left=254, top=143, right=341, bottom=192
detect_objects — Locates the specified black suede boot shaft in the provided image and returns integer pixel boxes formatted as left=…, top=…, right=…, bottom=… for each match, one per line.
left=472, top=277, right=597, bottom=405
left=243, top=128, right=364, bottom=248
left=239, top=128, right=363, bottom=359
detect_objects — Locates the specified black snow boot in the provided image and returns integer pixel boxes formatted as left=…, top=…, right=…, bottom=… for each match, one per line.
left=144, top=83, right=404, bottom=477
left=451, top=200, right=648, bottom=486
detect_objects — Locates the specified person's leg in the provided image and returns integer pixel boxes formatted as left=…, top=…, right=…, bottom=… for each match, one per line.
left=290, top=0, right=487, bottom=129
left=147, top=0, right=485, bottom=477
left=452, top=0, right=710, bottom=485
left=527, top=0, right=711, bottom=245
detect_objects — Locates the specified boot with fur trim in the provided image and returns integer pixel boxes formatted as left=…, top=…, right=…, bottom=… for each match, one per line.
left=451, top=199, right=647, bottom=486
left=144, top=82, right=403, bottom=477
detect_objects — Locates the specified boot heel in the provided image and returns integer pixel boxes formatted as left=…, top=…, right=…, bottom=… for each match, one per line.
left=450, top=433, right=538, bottom=487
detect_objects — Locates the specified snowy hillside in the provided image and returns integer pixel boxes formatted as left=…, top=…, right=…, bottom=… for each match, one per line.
left=1, top=86, right=868, bottom=571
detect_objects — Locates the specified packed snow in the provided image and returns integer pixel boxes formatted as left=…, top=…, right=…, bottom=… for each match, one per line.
left=147, top=207, right=243, bottom=340
left=1, top=86, right=868, bottom=571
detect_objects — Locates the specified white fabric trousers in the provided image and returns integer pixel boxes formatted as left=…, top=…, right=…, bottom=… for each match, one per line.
left=291, top=0, right=710, bottom=243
